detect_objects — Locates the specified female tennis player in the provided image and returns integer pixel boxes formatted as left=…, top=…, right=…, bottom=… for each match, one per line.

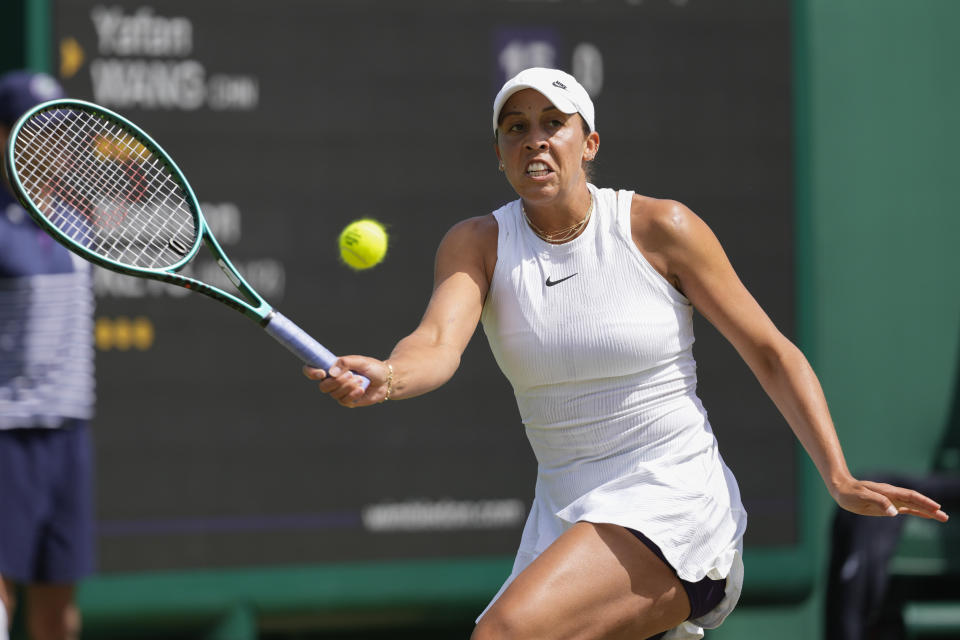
left=305, top=68, right=948, bottom=640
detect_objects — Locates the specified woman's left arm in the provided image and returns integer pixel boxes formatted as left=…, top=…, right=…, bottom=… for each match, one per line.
left=639, top=197, right=948, bottom=522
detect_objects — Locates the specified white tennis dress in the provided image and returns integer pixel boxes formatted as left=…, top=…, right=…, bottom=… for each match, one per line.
left=479, top=185, right=748, bottom=639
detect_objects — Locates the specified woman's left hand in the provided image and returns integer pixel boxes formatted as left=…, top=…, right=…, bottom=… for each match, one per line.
left=832, top=477, right=949, bottom=521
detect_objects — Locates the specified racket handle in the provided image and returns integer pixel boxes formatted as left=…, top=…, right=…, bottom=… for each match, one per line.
left=264, top=311, right=370, bottom=389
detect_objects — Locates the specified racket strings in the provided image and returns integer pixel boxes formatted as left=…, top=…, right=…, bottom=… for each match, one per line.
left=16, top=112, right=147, bottom=251
left=35, top=111, right=193, bottom=265
left=12, top=107, right=199, bottom=269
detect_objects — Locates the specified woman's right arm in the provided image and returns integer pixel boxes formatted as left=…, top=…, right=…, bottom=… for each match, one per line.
left=304, top=214, right=497, bottom=407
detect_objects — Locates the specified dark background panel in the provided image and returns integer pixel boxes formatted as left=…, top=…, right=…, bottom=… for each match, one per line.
left=51, top=0, right=794, bottom=572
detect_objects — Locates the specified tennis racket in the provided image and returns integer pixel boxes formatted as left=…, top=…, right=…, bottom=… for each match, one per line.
left=2, top=98, right=368, bottom=388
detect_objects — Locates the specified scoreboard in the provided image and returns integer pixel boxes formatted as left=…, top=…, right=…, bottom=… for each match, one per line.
left=51, top=0, right=796, bottom=574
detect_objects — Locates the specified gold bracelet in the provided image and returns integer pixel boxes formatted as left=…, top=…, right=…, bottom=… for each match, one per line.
left=383, top=361, right=394, bottom=401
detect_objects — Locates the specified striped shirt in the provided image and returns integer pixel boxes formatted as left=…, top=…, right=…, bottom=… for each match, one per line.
left=0, top=193, right=95, bottom=429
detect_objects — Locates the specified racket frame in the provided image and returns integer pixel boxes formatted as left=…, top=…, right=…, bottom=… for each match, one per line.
left=4, top=98, right=368, bottom=388
left=4, top=98, right=273, bottom=326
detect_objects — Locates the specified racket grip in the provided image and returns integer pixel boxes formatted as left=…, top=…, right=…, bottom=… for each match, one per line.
left=264, top=311, right=370, bottom=389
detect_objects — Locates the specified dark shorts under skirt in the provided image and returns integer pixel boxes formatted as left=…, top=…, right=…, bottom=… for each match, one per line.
left=627, top=528, right=727, bottom=639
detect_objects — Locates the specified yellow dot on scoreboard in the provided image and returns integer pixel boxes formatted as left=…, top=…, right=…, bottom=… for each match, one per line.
left=132, top=316, right=155, bottom=350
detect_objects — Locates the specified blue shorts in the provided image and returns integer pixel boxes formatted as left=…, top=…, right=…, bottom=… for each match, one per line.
left=0, top=420, right=95, bottom=583
left=628, top=528, right=727, bottom=637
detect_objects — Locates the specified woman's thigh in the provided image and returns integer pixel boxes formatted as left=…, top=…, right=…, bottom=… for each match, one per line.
left=473, top=522, right=691, bottom=640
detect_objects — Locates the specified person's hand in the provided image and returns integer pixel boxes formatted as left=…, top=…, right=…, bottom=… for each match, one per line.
left=302, top=356, right=392, bottom=407
left=831, top=477, right=949, bottom=522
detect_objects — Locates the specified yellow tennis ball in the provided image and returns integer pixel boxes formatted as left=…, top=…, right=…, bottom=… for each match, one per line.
left=339, top=218, right=388, bottom=270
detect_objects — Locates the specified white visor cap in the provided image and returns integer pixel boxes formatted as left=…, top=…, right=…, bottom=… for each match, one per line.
left=492, top=67, right=595, bottom=135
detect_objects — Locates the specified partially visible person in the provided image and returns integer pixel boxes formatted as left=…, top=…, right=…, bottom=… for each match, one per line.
left=0, top=579, right=7, bottom=640
left=305, top=67, right=947, bottom=640
left=0, top=70, right=96, bottom=640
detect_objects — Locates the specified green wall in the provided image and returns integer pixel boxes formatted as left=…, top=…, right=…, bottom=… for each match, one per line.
left=0, top=0, right=49, bottom=73
left=804, top=0, right=960, bottom=476
left=0, top=2, right=25, bottom=72
left=714, top=1, right=960, bottom=637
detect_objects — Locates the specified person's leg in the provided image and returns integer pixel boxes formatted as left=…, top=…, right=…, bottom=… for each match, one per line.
left=472, top=522, right=691, bottom=640
left=25, top=584, right=79, bottom=640
left=0, top=428, right=39, bottom=640
left=626, top=529, right=727, bottom=622
left=27, top=422, right=92, bottom=640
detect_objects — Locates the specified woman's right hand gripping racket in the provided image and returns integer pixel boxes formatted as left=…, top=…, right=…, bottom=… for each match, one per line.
left=2, top=98, right=368, bottom=388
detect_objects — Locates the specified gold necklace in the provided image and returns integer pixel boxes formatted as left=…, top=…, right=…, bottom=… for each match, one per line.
left=522, top=192, right=594, bottom=244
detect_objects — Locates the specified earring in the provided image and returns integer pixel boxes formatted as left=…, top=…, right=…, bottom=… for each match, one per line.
left=498, top=161, right=504, bottom=171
